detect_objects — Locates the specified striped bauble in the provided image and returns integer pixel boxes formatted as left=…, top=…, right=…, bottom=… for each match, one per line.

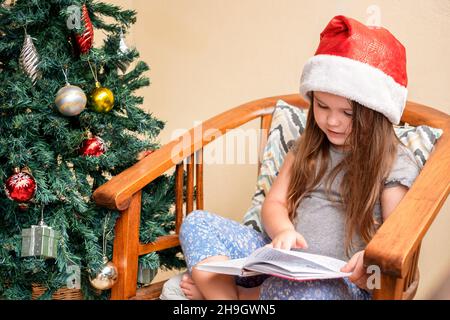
left=54, top=84, right=87, bottom=116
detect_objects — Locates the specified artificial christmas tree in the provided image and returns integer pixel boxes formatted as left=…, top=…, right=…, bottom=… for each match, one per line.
left=0, top=0, right=185, bottom=299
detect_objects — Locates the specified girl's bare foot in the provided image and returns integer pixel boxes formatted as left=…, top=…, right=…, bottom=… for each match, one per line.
left=179, top=271, right=260, bottom=300
left=180, top=273, right=205, bottom=300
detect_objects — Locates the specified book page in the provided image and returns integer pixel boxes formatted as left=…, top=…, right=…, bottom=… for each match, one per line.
left=283, top=249, right=349, bottom=272
left=195, top=258, right=260, bottom=276
left=247, top=264, right=347, bottom=280
left=246, top=247, right=350, bottom=275
left=246, top=253, right=330, bottom=273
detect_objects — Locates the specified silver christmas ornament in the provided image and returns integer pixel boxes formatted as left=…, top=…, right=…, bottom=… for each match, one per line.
left=19, top=34, right=41, bottom=85
left=90, top=257, right=118, bottom=290
left=55, top=84, right=87, bottom=116
left=117, top=30, right=130, bottom=74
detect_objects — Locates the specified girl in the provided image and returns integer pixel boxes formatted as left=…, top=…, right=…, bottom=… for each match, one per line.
left=178, top=15, right=420, bottom=300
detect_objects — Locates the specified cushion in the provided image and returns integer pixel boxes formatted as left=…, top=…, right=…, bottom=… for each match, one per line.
left=393, top=123, right=443, bottom=168
left=241, top=99, right=443, bottom=235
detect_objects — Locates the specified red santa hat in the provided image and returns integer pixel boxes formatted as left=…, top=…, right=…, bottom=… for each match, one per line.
left=300, top=15, right=407, bottom=125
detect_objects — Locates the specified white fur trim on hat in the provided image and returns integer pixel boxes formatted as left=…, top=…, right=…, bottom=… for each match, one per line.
left=299, top=54, right=407, bottom=124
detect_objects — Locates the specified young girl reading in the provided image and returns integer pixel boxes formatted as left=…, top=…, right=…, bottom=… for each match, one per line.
left=178, top=15, right=420, bottom=300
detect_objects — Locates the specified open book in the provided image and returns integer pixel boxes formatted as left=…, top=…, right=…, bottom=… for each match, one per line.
left=195, top=246, right=352, bottom=281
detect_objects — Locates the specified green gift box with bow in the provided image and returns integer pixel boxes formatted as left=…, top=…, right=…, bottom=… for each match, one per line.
left=21, top=224, right=59, bottom=259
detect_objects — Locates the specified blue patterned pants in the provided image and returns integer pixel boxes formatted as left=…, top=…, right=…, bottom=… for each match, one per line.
left=179, top=210, right=371, bottom=300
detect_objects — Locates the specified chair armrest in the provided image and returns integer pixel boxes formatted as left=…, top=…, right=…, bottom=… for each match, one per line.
left=93, top=137, right=187, bottom=211
left=365, top=119, right=450, bottom=278
left=92, top=94, right=304, bottom=211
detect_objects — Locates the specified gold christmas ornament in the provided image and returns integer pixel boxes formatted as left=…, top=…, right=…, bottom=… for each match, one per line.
left=55, top=84, right=87, bottom=116
left=89, top=257, right=118, bottom=290
left=89, top=81, right=114, bottom=113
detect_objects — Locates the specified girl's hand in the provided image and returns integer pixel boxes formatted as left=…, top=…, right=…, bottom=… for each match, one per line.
left=340, top=250, right=369, bottom=290
left=267, top=228, right=308, bottom=250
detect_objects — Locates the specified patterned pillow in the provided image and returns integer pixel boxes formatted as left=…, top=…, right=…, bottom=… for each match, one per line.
left=394, top=124, right=443, bottom=169
left=242, top=100, right=307, bottom=234
left=242, top=99, right=443, bottom=235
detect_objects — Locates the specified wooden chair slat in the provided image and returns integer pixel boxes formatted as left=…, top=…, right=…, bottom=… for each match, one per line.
left=175, top=163, right=184, bottom=234
left=139, top=235, right=180, bottom=255
left=186, top=154, right=194, bottom=214
left=196, top=149, right=204, bottom=210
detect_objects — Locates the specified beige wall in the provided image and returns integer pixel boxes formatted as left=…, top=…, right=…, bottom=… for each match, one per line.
left=107, top=0, right=450, bottom=299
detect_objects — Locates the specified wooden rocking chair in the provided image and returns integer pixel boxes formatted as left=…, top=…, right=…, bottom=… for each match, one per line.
left=92, top=94, right=450, bottom=300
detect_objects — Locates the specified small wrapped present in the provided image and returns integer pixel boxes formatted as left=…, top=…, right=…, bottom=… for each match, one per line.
left=21, top=223, right=59, bottom=259
left=137, top=264, right=158, bottom=285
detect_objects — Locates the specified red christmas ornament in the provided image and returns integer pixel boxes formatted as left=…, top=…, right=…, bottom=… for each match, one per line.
left=75, top=4, right=94, bottom=54
left=80, top=136, right=106, bottom=157
left=5, top=168, right=37, bottom=203
left=136, top=149, right=154, bottom=161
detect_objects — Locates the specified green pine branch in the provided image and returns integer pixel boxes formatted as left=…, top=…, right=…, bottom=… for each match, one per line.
left=0, top=0, right=184, bottom=300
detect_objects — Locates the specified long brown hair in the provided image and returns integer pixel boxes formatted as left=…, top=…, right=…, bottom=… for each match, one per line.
left=287, top=92, right=400, bottom=255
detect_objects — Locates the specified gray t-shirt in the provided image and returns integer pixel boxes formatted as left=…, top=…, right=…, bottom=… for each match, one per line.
left=293, top=144, right=420, bottom=262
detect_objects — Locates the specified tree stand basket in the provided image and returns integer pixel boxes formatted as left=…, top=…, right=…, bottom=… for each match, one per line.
left=31, top=284, right=83, bottom=300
